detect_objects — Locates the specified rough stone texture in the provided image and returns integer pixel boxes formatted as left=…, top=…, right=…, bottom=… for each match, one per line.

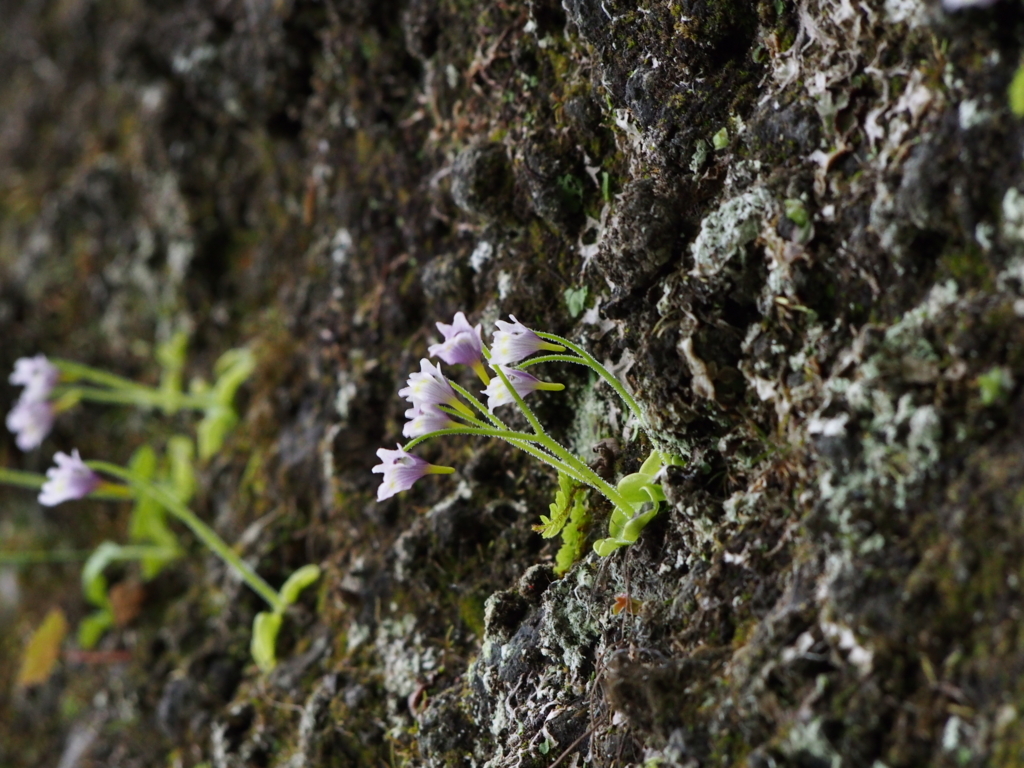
left=3, top=0, right=1024, bottom=767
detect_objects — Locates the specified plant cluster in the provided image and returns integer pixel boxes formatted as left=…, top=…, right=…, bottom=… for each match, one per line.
left=375, top=313, right=681, bottom=565
left=1, top=334, right=318, bottom=671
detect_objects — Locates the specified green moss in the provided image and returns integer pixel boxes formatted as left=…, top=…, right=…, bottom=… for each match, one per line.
left=937, top=244, right=994, bottom=292
left=458, top=593, right=487, bottom=638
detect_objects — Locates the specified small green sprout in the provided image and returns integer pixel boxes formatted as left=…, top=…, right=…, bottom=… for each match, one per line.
left=1009, top=63, right=1024, bottom=117
left=564, top=286, right=589, bottom=318
left=977, top=366, right=1015, bottom=406
left=784, top=198, right=810, bottom=228
left=534, top=472, right=591, bottom=575
left=712, top=127, right=729, bottom=150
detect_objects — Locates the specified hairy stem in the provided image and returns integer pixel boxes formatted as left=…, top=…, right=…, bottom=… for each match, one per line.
left=533, top=331, right=650, bottom=438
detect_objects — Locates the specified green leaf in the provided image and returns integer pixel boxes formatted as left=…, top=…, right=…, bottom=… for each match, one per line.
left=17, top=608, right=69, bottom=687
left=197, top=406, right=239, bottom=461
left=157, top=331, right=189, bottom=401
left=251, top=612, right=283, bottom=673
left=638, top=449, right=664, bottom=477
left=77, top=609, right=114, bottom=650
left=81, top=542, right=121, bottom=608
left=1011, top=64, right=1024, bottom=117
left=622, top=506, right=661, bottom=541
left=213, top=347, right=256, bottom=406
left=167, top=435, right=196, bottom=503
left=616, top=472, right=658, bottom=504
left=978, top=366, right=1014, bottom=407
left=712, top=126, right=729, bottom=150
left=129, top=494, right=177, bottom=549
left=554, top=487, right=590, bottom=576
left=593, top=537, right=628, bottom=557
left=564, top=286, right=589, bottom=319
left=128, top=445, right=158, bottom=481
left=278, top=564, right=322, bottom=607
left=784, top=198, right=810, bottom=228
left=139, top=548, right=178, bottom=581
left=534, top=473, right=577, bottom=539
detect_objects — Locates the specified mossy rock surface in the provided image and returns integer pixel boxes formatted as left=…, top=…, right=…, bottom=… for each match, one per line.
left=4, top=0, right=1024, bottom=766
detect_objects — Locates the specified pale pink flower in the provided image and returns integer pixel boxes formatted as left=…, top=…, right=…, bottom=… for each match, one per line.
left=428, top=312, right=484, bottom=368
left=372, top=445, right=441, bottom=500
left=484, top=367, right=564, bottom=411
left=10, top=354, right=59, bottom=402
left=398, top=359, right=460, bottom=409
left=403, top=405, right=456, bottom=439
left=490, top=315, right=563, bottom=365
left=39, top=449, right=99, bottom=506
left=6, top=397, right=54, bottom=451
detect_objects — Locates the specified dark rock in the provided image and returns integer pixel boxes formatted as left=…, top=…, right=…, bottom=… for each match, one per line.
left=517, top=564, right=556, bottom=603
left=450, top=143, right=514, bottom=219
left=420, top=252, right=473, bottom=319
left=157, top=677, right=198, bottom=739
left=417, top=687, right=485, bottom=768
left=483, top=589, right=530, bottom=643
left=519, top=132, right=586, bottom=232
left=402, top=0, right=441, bottom=60
left=593, top=178, right=682, bottom=291
left=563, top=94, right=605, bottom=139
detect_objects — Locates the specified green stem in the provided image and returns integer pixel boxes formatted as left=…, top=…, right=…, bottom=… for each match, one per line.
left=517, top=354, right=589, bottom=368
left=400, top=427, right=631, bottom=508
left=0, top=549, right=92, bottom=565
left=103, top=544, right=181, bottom=561
left=56, top=385, right=210, bottom=413
left=0, top=467, right=134, bottom=502
left=492, top=365, right=547, bottom=437
left=437, top=405, right=491, bottom=429
left=448, top=381, right=507, bottom=429
left=0, top=467, right=48, bottom=491
left=52, top=358, right=154, bottom=393
left=87, top=461, right=285, bottom=613
left=533, top=332, right=649, bottom=436
left=431, top=410, right=599, bottom=488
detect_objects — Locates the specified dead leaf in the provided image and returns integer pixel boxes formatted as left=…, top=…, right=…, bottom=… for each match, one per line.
left=17, top=607, right=68, bottom=688
left=109, top=581, right=145, bottom=627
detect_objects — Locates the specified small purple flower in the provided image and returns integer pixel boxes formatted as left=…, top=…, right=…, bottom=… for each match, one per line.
left=6, top=397, right=55, bottom=451
left=398, top=359, right=460, bottom=409
left=941, top=0, right=997, bottom=10
left=428, top=312, right=484, bottom=368
left=490, top=315, right=564, bottom=365
left=484, top=367, right=565, bottom=411
left=39, top=449, right=99, bottom=506
left=403, top=405, right=456, bottom=439
left=10, top=354, right=59, bottom=402
left=372, top=445, right=453, bottom=501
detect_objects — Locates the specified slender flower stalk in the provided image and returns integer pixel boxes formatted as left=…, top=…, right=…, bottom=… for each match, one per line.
left=399, top=426, right=631, bottom=508
left=87, top=459, right=286, bottom=613
left=484, top=366, right=564, bottom=411
left=53, top=384, right=211, bottom=412
left=532, top=331, right=650, bottom=437
left=0, top=549, right=92, bottom=565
